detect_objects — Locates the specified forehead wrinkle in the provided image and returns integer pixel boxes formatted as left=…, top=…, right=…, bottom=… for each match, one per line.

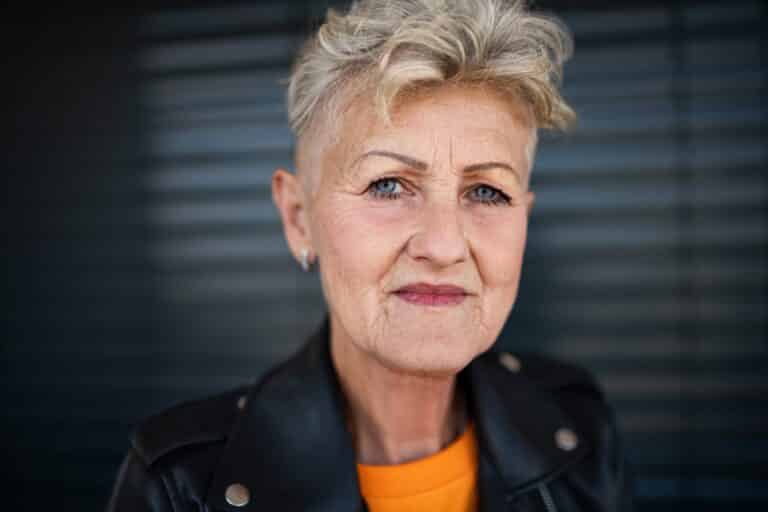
left=429, top=129, right=440, bottom=175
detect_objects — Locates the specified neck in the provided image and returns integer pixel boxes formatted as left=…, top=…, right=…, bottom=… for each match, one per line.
left=330, top=325, right=467, bottom=465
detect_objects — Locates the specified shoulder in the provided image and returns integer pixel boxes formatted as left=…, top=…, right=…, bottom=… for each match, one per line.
left=477, top=349, right=633, bottom=509
left=107, top=385, right=254, bottom=511
left=129, top=384, right=251, bottom=468
left=479, top=348, right=605, bottom=398
left=475, top=348, right=616, bottom=456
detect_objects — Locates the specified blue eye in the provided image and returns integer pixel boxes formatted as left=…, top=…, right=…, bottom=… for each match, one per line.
left=471, top=185, right=511, bottom=206
left=367, top=179, right=511, bottom=205
left=367, top=178, right=403, bottom=200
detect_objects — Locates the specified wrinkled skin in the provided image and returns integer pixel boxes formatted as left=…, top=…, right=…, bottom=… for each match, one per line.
left=273, top=84, right=537, bottom=377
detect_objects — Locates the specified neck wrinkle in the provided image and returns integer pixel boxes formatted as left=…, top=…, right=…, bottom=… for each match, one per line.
left=330, top=327, right=467, bottom=466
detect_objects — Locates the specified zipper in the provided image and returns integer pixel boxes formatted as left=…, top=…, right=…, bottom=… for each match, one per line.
left=538, top=484, right=557, bottom=512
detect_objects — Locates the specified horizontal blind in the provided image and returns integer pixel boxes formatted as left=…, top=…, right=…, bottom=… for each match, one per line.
left=507, top=2, right=766, bottom=509
left=139, top=2, right=767, bottom=509
left=5, top=2, right=757, bottom=510
left=140, top=1, right=328, bottom=384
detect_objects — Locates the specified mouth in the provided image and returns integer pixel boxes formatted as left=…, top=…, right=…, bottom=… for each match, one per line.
left=393, top=282, right=469, bottom=307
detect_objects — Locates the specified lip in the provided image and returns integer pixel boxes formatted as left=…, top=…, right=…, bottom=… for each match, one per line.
left=396, top=283, right=468, bottom=295
left=393, top=282, right=469, bottom=307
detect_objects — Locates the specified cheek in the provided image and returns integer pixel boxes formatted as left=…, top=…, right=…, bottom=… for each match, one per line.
left=314, top=197, right=408, bottom=294
left=471, top=208, right=529, bottom=287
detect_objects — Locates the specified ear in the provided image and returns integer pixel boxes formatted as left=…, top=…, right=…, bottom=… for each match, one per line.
left=524, top=190, right=535, bottom=216
left=271, top=168, right=312, bottom=263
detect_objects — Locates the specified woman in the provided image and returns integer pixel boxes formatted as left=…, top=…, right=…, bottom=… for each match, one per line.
left=108, top=0, right=633, bottom=510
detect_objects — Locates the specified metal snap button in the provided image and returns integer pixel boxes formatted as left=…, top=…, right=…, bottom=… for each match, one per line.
left=555, top=428, right=579, bottom=452
left=225, top=483, right=250, bottom=507
left=499, top=352, right=522, bottom=373
left=236, top=395, right=247, bottom=410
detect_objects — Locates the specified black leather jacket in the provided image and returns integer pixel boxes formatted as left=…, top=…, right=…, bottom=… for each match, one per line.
left=107, top=316, right=633, bottom=511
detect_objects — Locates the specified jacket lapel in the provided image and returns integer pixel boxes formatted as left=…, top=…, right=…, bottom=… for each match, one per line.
left=206, top=316, right=363, bottom=511
left=466, top=352, right=590, bottom=507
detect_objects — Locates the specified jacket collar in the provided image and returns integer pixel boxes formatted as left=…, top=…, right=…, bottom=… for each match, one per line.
left=207, top=315, right=588, bottom=511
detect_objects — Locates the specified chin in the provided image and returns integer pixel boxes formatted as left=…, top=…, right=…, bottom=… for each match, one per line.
left=373, top=337, right=481, bottom=377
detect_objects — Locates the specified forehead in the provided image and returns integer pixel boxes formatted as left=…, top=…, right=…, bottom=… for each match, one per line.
left=299, top=84, right=536, bottom=187
left=295, top=85, right=536, bottom=191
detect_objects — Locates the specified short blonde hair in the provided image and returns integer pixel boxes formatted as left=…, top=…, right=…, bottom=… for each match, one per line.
left=287, top=0, right=575, bottom=142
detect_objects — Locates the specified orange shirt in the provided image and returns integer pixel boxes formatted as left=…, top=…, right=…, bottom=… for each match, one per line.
left=356, top=423, right=479, bottom=512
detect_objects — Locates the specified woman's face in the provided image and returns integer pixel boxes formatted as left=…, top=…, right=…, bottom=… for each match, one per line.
left=296, top=85, right=535, bottom=375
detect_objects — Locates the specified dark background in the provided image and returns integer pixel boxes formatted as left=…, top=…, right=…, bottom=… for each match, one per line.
left=4, top=1, right=766, bottom=510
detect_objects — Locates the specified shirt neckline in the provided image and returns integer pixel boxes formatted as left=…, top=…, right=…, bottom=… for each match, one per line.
left=356, top=421, right=478, bottom=498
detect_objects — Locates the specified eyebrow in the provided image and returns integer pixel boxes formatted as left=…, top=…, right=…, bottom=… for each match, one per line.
left=352, top=150, right=522, bottom=185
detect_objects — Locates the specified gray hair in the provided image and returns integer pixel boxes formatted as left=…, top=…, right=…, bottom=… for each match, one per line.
left=287, top=0, right=575, bottom=144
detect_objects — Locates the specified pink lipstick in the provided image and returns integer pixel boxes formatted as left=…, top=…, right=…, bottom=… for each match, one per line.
left=394, top=283, right=468, bottom=306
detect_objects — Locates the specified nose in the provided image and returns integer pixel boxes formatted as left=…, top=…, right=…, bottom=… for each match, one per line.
left=406, top=199, right=469, bottom=268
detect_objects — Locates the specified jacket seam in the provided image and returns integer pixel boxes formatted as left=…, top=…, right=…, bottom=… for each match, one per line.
left=538, top=483, right=558, bottom=512
left=159, top=471, right=182, bottom=512
left=123, top=447, right=179, bottom=512
left=504, top=442, right=592, bottom=498
left=131, top=386, right=249, bottom=467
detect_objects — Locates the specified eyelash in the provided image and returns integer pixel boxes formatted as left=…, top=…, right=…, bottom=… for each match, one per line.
left=366, top=177, right=512, bottom=206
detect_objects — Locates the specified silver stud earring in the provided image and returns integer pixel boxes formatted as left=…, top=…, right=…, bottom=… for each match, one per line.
left=300, top=248, right=312, bottom=272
